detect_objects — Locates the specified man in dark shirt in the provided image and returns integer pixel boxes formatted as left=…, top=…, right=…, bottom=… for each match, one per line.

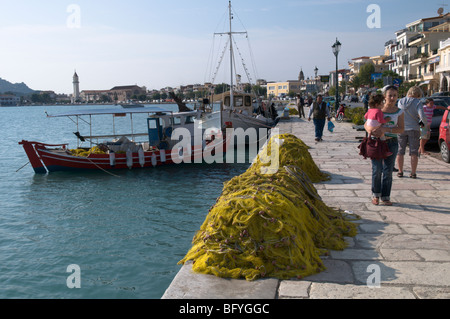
left=308, top=95, right=331, bottom=142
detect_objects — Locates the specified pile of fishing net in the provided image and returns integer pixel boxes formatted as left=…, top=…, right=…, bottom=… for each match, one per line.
left=69, top=146, right=106, bottom=157
left=179, top=133, right=359, bottom=281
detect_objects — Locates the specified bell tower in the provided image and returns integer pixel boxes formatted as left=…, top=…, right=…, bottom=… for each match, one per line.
left=298, top=68, right=305, bottom=81
left=72, top=71, right=80, bottom=103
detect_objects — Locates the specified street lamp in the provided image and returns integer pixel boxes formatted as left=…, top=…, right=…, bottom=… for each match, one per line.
left=314, top=66, right=319, bottom=94
left=332, top=38, right=341, bottom=112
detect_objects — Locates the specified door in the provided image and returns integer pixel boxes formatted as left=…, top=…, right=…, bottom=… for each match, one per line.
left=148, top=118, right=162, bottom=147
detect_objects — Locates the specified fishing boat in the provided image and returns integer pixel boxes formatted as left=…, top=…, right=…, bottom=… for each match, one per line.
left=204, top=91, right=276, bottom=131
left=201, top=1, right=277, bottom=134
left=19, top=106, right=230, bottom=174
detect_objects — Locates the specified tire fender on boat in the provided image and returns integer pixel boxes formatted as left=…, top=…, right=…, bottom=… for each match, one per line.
left=109, top=151, right=116, bottom=167
left=151, top=152, right=157, bottom=167
left=160, top=149, right=166, bottom=162
left=126, top=149, right=133, bottom=169
left=138, top=148, right=145, bottom=167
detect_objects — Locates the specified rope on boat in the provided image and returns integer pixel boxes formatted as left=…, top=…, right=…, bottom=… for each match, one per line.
left=16, top=162, right=30, bottom=173
left=85, top=151, right=121, bottom=178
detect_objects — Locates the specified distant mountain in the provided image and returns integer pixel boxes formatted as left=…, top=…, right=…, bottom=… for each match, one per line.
left=0, top=77, right=36, bottom=96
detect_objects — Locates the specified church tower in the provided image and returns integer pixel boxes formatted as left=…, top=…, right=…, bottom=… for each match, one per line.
left=72, top=71, right=80, bottom=103
left=298, top=68, right=305, bottom=82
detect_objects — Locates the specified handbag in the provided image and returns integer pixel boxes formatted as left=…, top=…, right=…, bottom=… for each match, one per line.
left=358, top=134, right=389, bottom=160
left=327, top=121, right=335, bottom=132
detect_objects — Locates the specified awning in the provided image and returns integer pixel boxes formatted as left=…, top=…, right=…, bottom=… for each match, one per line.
left=46, top=106, right=172, bottom=118
left=419, top=80, right=430, bottom=86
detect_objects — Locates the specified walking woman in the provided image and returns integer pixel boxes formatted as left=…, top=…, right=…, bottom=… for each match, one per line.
left=364, top=85, right=404, bottom=206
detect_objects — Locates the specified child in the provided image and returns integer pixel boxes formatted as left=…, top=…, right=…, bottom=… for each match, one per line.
left=365, top=94, right=390, bottom=140
left=364, top=94, right=393, bottom=157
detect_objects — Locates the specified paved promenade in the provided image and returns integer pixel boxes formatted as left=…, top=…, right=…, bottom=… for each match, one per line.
left=163, top=115, right=450, bottom=299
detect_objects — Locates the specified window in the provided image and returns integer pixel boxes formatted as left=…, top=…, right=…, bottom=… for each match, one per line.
left=185, top=116, right=194, bottom=124
left=244, top=96, right=251, bottom=106
left=235, top=96, right=243, bottom=107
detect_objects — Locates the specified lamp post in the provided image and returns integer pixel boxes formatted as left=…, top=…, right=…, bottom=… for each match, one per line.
left=314, top=66, right=318, bottom=94
left=332, top=38, right=341, bottom=112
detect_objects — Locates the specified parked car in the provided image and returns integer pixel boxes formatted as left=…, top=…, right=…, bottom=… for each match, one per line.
left=420, top=98, right=449, bottom=142
left=439, top=109, right=450, bottom=163
left=432, top=91, right=450, bottom=97
left=430, top=95, right=450, bottom=105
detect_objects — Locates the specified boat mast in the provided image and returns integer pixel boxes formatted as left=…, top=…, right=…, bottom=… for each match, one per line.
left=228, top=1, right=234, bottom=110
left=213, top=1, right=247, bottom=110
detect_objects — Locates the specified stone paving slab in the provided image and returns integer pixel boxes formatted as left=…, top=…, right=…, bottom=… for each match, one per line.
left=162, top=261, right=279, bottom=299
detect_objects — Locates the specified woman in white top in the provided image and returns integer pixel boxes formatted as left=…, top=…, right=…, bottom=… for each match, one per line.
left=364, top=85, right=405, bottom=206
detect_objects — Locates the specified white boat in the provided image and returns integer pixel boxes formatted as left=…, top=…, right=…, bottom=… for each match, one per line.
left=203, top=91, right=275, bottom=131
left=200, top=1, right=277, bottom=136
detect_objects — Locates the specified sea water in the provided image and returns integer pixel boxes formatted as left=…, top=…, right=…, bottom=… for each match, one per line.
left=0, top=104, right=250, bottom=299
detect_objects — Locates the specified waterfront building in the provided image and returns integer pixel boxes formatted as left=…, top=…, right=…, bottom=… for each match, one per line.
left=110, top=85, right=147, bottom=102
left=391, top=12, right=450, bottom=87
left=266, top=80, right=302, bottom=99
left=80, top=85, right=147, bottom=103
left=80, top=90, right=112, bottom=103
left=437, top=37, right=450, bottom=92
left=347, top=56, right=371, bottom=82
left=0, top=94, right=20, bottom=106
left=408, top=21, right=450, bottom=94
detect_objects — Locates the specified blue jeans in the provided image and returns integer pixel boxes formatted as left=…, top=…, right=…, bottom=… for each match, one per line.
left=371, top=138, right=399, bottom=201
left=313, top=118, right=326, bottom=139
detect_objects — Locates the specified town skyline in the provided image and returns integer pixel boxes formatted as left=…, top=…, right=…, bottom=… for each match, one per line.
left=0, top=0, right=447, bottom=95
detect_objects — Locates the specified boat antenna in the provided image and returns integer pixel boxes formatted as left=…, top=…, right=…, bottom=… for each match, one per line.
left=228, top=1, right=234, bottom=109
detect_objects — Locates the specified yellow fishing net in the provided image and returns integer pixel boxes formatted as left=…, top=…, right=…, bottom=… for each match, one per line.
left=179, top=133, right=359, bottom=281
left=69, top=146, right=106, bottom=157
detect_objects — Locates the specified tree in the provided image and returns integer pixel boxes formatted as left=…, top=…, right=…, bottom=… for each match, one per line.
left=399, top=81, right=419, bottom=97
left=252, top=85, right=266, bottom=97
left=214, top=83, right=230, bottom=94
left=100, top=94, right=112, bottom=103
left=349, top=75, right=363, bottom=91
left=359, top=63, right=375, bottom=86
left=328, top=85, right=346, bottom=97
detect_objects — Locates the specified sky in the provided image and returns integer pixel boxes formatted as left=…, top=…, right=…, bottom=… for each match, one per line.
left=0, top=0, right=448, bottom=95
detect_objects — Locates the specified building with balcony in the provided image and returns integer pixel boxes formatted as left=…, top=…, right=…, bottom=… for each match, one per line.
left=348, top=56, right=371, bottom=81
left=407, top=19, right=450, bottom=94
left=437, top=38, right=450, bottom=92
left=391, top=28, right=417, bottom=80
left=391, top=13, right=450, bottom=89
